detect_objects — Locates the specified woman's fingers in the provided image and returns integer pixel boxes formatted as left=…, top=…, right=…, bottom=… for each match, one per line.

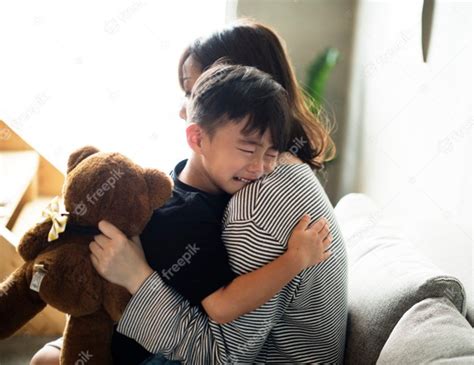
left=90, top=253, right=101, bottom=270
left=92, top=234, right=108, bottom=249
left=89, top=240, right=104, bottom=262
left=89, top=235, right=111, bottom=277
left=98, top=220, right=125, bottom=240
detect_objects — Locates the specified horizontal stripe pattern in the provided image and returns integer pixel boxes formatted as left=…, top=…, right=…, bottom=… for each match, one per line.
left=216, top=164, right=348, bottom=364
left=118, top=163, right=347, bottom=364
left=117, top=272, right=224, bottom=364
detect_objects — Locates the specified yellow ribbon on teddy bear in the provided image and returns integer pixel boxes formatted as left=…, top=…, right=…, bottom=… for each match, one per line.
left=41, top=196, right=68, bottom=242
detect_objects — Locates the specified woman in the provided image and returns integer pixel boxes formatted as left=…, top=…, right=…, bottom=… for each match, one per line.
left=31, top=20, right=347, bottom=365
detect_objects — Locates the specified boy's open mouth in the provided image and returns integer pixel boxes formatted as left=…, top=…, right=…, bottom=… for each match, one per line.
left=233, top=176, right=254, bottom=183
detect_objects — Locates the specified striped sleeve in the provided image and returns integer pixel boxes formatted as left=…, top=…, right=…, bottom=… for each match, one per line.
left=116, top=272, right=222, bottom=364
left=209, top=227, right=301, bottom=363
left=218, top=163, right=348, bottom=364
left=116, top=163, right=347, bottom=364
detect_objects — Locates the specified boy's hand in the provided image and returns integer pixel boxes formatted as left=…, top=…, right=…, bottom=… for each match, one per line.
left=89, top=220, right=153, bottom=295
left=287, top=215, right=332, bottom=270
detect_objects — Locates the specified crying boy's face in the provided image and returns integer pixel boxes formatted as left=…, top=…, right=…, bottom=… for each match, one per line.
left=195, top=116, right=278, bottom=195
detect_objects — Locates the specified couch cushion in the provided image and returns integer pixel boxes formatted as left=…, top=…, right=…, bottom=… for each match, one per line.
left=466, top=299, right=474, bottom=327
left=334, top=194, right=467, bottom=365
left=377, top=297, right=474, bottom=364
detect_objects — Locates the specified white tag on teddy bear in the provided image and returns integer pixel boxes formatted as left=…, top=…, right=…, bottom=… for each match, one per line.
left=30, top=265, right=47, bottom=293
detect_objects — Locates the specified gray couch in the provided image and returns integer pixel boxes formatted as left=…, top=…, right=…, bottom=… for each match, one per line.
left=334, top=194, right=474, bottom=364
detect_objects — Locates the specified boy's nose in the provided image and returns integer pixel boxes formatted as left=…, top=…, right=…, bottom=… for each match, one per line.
left=264, top=159, right=277, bottom=175
left=247, top=157, right=265, bottom=178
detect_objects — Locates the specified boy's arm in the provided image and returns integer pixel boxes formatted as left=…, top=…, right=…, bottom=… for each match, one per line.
left=201, top=215, right=332, bottom=324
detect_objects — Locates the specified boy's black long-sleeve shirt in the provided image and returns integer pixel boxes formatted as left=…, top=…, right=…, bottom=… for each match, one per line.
left=111, top=159, right=237, bottom=364
left=141, top=159, right=237, bottom=306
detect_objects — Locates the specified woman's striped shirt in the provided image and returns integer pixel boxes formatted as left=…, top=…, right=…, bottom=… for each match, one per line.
left=117, top=163, right=348, bottom=364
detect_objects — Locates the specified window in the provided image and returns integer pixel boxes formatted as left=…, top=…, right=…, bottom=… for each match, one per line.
left=0, top=0, right=227, bottom=172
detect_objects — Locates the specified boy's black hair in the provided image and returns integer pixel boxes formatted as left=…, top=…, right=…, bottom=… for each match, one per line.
left=187, top=63, right=291, bottom=152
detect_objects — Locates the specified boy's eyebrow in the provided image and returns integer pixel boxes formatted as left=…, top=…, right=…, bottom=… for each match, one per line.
left=237, top=138, right=276, bottom=149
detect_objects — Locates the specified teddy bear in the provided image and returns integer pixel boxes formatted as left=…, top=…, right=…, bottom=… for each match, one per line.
left=0, top=146, right=173, bottom=364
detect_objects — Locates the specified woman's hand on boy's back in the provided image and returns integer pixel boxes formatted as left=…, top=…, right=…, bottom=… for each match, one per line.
left=89, top=220, right=154, bottom=295
left=287, top=215, right=332, bottom=270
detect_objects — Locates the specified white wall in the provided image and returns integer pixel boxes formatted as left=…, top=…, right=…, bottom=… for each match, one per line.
left=340, top=0, right=473, bottom=299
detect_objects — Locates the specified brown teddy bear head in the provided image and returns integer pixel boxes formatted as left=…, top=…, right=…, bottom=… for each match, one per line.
left=62, top=146, right=173, bottom=237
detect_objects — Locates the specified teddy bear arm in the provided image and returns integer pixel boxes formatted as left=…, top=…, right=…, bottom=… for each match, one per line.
left=17, top=221, right=52, bottom=261
left=0, top=263, right=46, bottom=338
left=61, top=308, right=115, bottom=365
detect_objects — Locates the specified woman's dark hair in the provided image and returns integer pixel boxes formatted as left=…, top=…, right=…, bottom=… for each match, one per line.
left=178, top=19, right=335, bottom=170
left=188, top=63, right=291, bottom=152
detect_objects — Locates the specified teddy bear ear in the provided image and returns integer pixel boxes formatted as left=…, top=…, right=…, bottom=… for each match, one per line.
left=67, top=146, right=100, bottom=173
left=143, top=168, right=173, bottom=209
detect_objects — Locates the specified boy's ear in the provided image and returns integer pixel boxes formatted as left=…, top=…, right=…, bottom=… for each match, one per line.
left=185, top=123, right=204, bottom=154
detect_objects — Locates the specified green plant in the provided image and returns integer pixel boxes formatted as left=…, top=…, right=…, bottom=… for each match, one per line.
left=306, top=47, right=340, bottom=113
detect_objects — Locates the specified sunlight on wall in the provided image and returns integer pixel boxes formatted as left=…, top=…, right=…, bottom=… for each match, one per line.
left=0, top=0, right=227, bottom=172
left=341, top=0, right=472, bottom=298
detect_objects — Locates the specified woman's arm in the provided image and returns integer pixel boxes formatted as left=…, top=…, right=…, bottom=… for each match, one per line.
left=89, top=221, right=219, bottom=362
left=201, top=215, right=332, bottom=324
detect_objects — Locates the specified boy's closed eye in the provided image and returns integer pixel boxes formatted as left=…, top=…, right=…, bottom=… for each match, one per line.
left=237, top=148, right=278, bottom=159
left=237, top=148, right=255, bottom=154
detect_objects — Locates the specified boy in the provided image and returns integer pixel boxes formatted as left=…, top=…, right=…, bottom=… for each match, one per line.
left=31, top=64, right=331, bottom=364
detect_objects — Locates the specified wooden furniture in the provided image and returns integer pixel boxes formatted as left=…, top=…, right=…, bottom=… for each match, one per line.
left=0, top=120, right=66, bottom=336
